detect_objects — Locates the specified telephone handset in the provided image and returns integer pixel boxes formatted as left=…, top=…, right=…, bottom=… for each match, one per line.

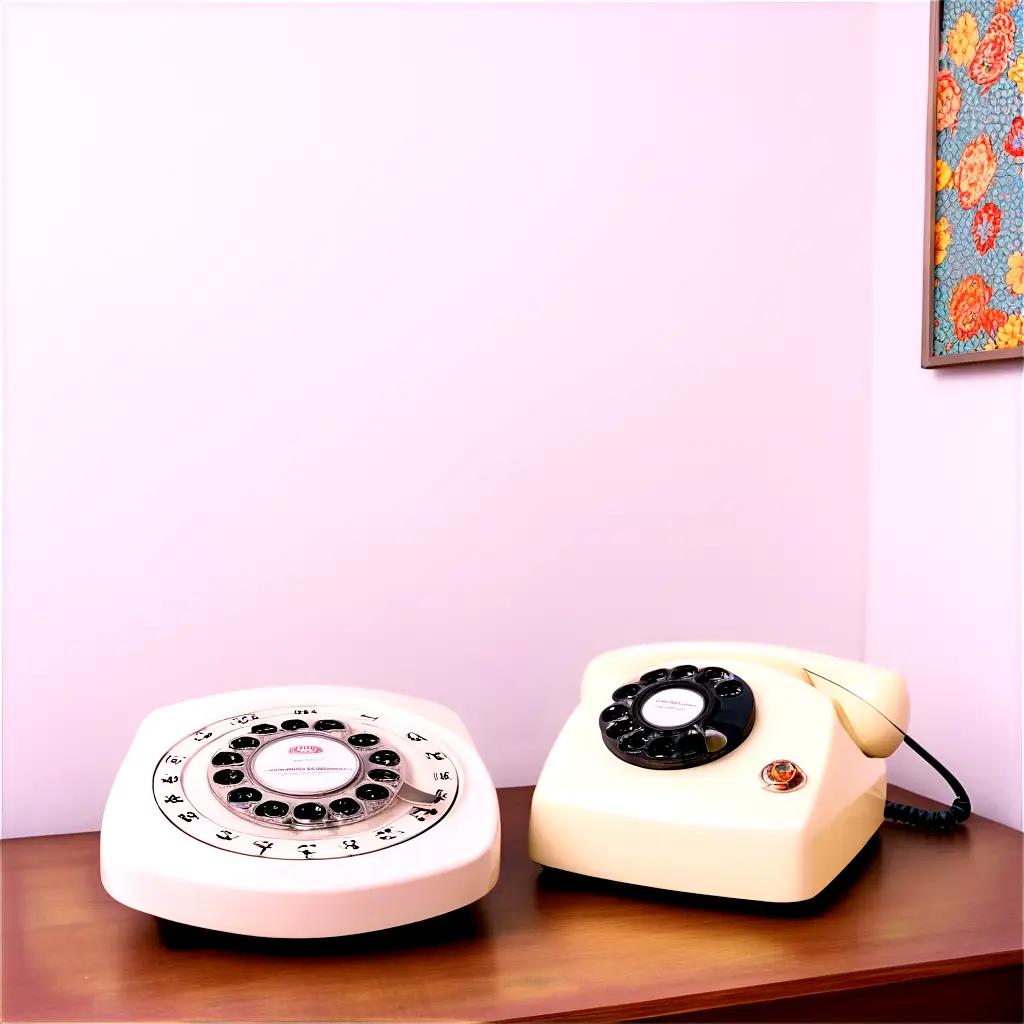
left=530, top=643, right=970, bottom=903
left=101, top=686, right=501, bottom=938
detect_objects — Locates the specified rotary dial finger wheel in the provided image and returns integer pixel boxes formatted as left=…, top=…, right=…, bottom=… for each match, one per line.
left=153, top=704, right=459, bottom=860
left=598, top=664, right=756, bottom=770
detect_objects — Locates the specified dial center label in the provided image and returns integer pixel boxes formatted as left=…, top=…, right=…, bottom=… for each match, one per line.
left=249, top=735, right=360, bottom=795
left=640, top=687, right=706, bottom=728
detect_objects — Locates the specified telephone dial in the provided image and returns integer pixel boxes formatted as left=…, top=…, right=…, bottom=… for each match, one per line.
left=530, top=643, right=970, bottom=903
left=101, top=686, right=500, bottom=938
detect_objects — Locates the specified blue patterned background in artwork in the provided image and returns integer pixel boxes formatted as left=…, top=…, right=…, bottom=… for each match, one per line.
left=933, top=0, right=1023, bottom=356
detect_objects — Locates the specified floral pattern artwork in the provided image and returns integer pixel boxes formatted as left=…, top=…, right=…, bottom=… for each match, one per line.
left=931, top=0, right=1024, bottom=359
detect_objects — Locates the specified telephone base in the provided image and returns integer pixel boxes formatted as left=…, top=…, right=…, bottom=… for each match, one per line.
left=536, top=830, right=882, bottom=912
left=101, top=843, right=500, bottom=938
left=529, top=647, right=894, bottom=904
left=529, top=795, right=883, bottom=903
left=101, top=685, right=501, bottom=938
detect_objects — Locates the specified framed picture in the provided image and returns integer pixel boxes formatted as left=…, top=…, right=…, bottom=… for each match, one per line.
left=923, top=0, right=1024, bottom=367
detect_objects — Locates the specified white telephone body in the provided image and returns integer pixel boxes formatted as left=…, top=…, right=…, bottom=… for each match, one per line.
left=102, top=686, right=501, bottom=938
left=530, top=643, right=969, bottom=903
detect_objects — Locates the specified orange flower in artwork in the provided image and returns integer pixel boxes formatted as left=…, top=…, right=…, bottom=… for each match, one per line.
left=969, top=14, right=1016, bottom=92
left=937, top=217, right=950, bottom=266
left=954, top=135, right=997, bottom=208
left=971, top=202, right=1003, bottom=254
left=979, top=307, right=1009, bottom=335
left=948, top=275, right=993, bottom=340
left=996, top=315, right=1023, bottom=348
left=1007, top=253, right=1024, bottom=296
left=1011, top=54, right=1024, bottom=93
left=948, top=11, right=980, bottom=65
left=995, top=0, right=1020, bottom=12
left=989, top=12, right=1017, bottom=41
left=935, top=71, right=962, bottom=131
left=935, top=217, right=953, bottom=265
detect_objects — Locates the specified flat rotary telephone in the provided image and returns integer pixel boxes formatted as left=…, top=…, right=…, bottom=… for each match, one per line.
left=101, top=686, right=500, bottom=938
left=530, top=643, right=970, bottom=903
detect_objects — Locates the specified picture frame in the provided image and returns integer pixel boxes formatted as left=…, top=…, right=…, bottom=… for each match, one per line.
left=922, top=0, right=1024, bottom=368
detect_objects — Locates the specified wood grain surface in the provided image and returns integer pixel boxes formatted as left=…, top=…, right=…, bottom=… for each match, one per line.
left=2, top=786, right=1022, bottom=1023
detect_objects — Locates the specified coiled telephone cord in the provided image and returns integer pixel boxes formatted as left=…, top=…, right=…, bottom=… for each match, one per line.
left=883, top=734, right=971, bottom=832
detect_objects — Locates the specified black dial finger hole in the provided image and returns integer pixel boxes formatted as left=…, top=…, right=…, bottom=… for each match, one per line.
left=647, top=736, right=677, bottom=759
left=293, top=802, right=327, bottom=821
left=601, top=704, right=628, bottom=723
left=620, top=730, right=654, bottom=752
left=670, top=664, right=698, bottom=679
left=677, top=729, right=708, bottom=756
left=280, top=719, right=308, bottom=731
left=640, top=668, right=669, bottom=682
left=698, top=666, right=727, bottom=683
left=255, top=800, right=288, bottom=817
left=714, top=680, right=743, bottom=698
left=368, top=750, right=400, bottom=766
left=314, top=719, right=345, bottom=731
left=211, top=751, right=244, bottom=766
left=368, top=768, right=399, bottom=782
left=228, top=787, right=262, bottom=803
left=612, top=683, right=642, bottom=700
left=355, top=783, right=390, bottom=802
left=212, top=769, right=244, bottom=785
left=250, top=723, right=278, bottom=734
left=230, top=736, right=260, bottom=749
left=605, top=719, right=636, bottom=739
left=348, top=733, right=379, bottom=747
left=330, top=798, right=362, bottom=817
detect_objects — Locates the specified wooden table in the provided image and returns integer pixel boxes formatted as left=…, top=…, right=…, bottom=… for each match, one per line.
left=3, top=786, right=1022, bottom=1023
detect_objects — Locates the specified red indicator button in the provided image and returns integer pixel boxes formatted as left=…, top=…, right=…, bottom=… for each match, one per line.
left=761, top=759, right=806, bottom=791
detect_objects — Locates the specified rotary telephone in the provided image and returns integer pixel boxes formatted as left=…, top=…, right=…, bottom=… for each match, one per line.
left=530, top=643, right=970, bottom=902
left=101, top=686, right=500, bottom=938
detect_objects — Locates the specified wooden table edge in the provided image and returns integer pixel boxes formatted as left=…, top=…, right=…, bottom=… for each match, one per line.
left=494, top=951, right=1024, bottom=1023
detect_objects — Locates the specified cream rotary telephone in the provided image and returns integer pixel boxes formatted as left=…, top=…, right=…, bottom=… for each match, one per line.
left=530, top=643, right=970, bottom=903
left=101, top=686, right=500, bottom=938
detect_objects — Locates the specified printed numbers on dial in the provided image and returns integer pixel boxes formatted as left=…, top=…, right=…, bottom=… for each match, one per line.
left=152, top=703, right=459, bottom=860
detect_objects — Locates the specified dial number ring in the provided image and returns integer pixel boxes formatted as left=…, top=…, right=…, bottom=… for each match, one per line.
left=152, top=704, right=458, bottom=860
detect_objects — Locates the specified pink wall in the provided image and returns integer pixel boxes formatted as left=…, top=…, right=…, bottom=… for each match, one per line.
left=866, top=3, right=1023, bottom=829
left=2, top=2, right=875, bottom=837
